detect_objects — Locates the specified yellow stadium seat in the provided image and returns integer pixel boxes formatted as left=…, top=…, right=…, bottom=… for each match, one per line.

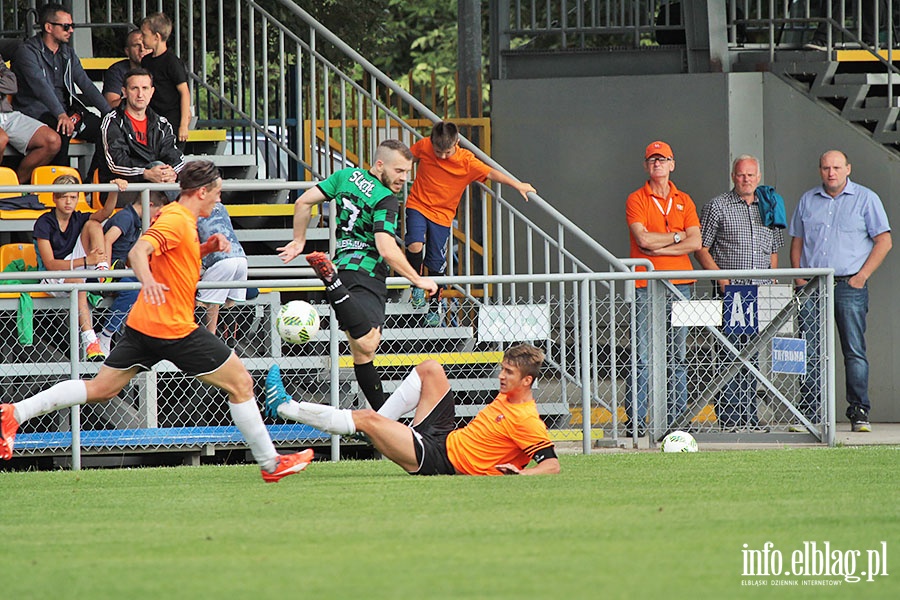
left=0, top=166, right=19, bottom=200
left=30, top=165, right=92, bottom=212
left=0, top=242, right=50, bottom=298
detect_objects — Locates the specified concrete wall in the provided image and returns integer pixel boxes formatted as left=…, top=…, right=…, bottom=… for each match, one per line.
left=492, top=72, right=900, bottom=421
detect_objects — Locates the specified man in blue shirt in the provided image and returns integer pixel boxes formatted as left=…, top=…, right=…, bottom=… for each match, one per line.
left=789, top=150, right=892, bottom=432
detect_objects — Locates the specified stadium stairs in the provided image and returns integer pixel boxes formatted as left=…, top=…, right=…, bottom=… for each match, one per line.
left=734, top=48, right=900, bottom=151
left=0, top=6, right=578, bottom=467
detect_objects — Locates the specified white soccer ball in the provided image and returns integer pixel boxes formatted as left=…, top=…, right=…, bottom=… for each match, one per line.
left=276, top=300, right=320, bottom=344
left=661, top=430, right=699, bottom=453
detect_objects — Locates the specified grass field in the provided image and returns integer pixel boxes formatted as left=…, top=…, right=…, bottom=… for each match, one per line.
left=2, top=447, right=897, bottom=599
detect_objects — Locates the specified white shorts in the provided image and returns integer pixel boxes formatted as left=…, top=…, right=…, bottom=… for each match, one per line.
left=42, top=237, right=93, bottom=297
left=0, top=111, right=45, bottom=154
left=197, top=256, right=248, bottom=305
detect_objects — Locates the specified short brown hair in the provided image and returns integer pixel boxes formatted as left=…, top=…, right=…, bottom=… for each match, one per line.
left=178, top=160, right=221, bottom=191
left=123, top=67, right=153, bottom=88
left=375, top=139, right=413, bottom=163
left=430, top=121, right=459, bottom=152
left=502, top=344, right=545, bottom=381
left=51, top=174, right=79, bottom=199
left=141, top=12, right=172, bottom=42
left=148, top=190, right=170, bottom=207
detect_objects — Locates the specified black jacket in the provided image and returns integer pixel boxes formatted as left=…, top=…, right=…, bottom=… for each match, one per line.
left=99, top=104, right=184, bottom=182
left=11, top=34, right=109, bottom=120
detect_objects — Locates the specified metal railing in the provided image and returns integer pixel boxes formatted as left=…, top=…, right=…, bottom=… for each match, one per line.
left=1, top=261, right=836, bottom=469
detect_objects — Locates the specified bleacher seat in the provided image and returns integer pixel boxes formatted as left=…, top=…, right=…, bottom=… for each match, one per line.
left=31, top=165, right=92, bottom=212
left=0, top=242, right=50, bottom=298
left=0, top=166, right=19, bottom=200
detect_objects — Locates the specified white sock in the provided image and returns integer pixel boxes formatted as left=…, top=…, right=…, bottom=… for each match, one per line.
left=100, top=330, right=114, bottom=340
left=97, top=261, right=109, bottom=270
left=229, top=400, right=278, bottom=472
left=278, top=401, right=356, bottom=435
left=14, top=380, right=88, bottom=423
left=81, top=330, right=98, bottom=345
left=377, top=368, right=422, bottom=421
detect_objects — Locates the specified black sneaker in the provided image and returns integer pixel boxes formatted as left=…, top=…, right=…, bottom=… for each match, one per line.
left=851, top=419, right=872, bottom=433
left=849, top=407, right=872, bottom=432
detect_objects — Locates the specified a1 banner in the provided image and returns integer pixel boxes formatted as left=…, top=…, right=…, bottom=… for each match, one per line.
left=723, top=284, right=758, bottom=336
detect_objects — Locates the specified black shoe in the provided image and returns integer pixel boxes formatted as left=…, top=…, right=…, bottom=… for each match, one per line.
left=623, top=424, right=646, bottom=438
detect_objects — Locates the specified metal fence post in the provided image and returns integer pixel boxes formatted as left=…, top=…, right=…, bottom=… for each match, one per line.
left=580, top=277, right=592, bottom=454
left=69, top=289, right=81, bottom=471
left=648, top=278, right=668, bottom=444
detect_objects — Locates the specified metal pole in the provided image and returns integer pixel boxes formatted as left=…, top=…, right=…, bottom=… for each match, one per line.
left=69, top=290, right=81, bottom=471
left=580, top=277, right=591, bottom=454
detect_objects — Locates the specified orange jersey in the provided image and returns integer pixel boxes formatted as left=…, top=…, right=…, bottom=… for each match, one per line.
left=445, top=393, right=554, bottom=476
left=625, top=180, right=700, bottom=288
left=406, top=137, right=493, bottom=227
left=126, top=202, right=201, bottom=339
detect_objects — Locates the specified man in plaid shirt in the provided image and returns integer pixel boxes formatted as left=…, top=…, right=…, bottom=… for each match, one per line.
left=696, top=155, right=784, bottom=431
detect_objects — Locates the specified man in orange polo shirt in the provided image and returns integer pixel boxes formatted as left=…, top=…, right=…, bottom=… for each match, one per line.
left=625, top=140, right=701, bottom=436
left=405, top=121, right=535, bottom=325
left=264, top=343, right=560, bottom=476
left=1, top=161, right=312, bottom=483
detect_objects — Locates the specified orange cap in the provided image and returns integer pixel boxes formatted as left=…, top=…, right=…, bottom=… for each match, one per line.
left=645, top=141, right=674, bottom=159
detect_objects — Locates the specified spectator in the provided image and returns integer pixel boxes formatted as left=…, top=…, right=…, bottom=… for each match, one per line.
left=196, top=202, right=248, bottom=336
left=34, top=175, right=126, bottom=360
left=695, top=155, right=785, bottom=432
left=11, top=3, right=111, bottom=168
left=277, top=140, right=437, bottom=412
left=140, top=12, right=190, bottom=146
left=625, top=140, right=701, bottom=436
left=99, top=68, right=184, bottom=188
left=1, top=160, right=313, bottom=483
left=102, top=29, right=149, bottom=109
left=97, top=190, right=169, bottom=356
left=264, top=344, right=560, bottom=476
left=789, top=150, right=892, bottom=433
left=405, top=121, right=535, bottom=325
left=0, top=53, right=60, bottom=183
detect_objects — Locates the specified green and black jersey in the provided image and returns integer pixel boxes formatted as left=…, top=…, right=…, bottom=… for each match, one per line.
left=317, top=167, right=399, bottom=279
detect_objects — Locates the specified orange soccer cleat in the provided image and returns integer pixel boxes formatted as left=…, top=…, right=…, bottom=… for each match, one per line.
left=261, top=449, right=314, bottom=483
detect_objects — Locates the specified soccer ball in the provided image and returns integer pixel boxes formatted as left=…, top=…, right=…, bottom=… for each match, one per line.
left=276, top=300, right=320, bottom=344
left=661, top=430, right=699, bottom=453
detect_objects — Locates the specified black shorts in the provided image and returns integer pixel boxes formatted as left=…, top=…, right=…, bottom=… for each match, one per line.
left=104, top=325, right=233, bottom=376
left=337, top=269, right=388, bottom=331
left=409, top=389, right=457, bottom=476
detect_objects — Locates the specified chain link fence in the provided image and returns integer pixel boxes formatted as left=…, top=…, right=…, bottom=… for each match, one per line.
left=0, top=268, right=836, bottom=467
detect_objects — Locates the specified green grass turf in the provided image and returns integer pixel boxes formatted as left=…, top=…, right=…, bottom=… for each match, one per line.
left=2, top=447, right=897, bottom=599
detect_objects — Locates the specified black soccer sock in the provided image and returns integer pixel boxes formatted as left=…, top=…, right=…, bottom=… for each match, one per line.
left=406, top=248, right=424, bottom=275
left=324, top=277, right=372, bottom=339
left=354, top=360, right=385, bottom=410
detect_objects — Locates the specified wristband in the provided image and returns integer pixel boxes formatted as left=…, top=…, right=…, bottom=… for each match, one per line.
left=83, top=257, right=88, bottom=268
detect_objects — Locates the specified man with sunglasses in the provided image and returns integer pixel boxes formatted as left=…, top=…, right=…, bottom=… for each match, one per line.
left=624, top=140, right=701, bottom=437
left=11, top=3, right=111, bottom=170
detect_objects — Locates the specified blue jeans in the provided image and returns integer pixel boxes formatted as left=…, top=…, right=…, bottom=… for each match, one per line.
left=715, top=331, right=760, bottom=428
left=627, top=284, right=691, bottom=427
left=799, top=281, right=869, bottom=421
left=102, top=276, right=139, bottom=334
left=834, top=281, right=870, bottom=417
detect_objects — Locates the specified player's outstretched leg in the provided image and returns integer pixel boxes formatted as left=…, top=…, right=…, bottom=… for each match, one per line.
left=262, top=448, right=315, bottom=483
left=264, top=364, right=293, bottom=419
left=305, top=252, right=336, bottom=284
left=0, top=404, right=20, bottom=460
